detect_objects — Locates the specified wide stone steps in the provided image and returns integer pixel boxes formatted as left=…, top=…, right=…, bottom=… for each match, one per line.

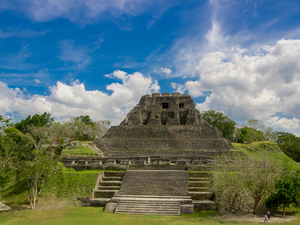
left=118, top=170, right=188, bottom=196
left=187, top=172, right=214, bottom=203
left=114, top=199, right=181, bottom=216
left=93, top=172, right=124, bottom=201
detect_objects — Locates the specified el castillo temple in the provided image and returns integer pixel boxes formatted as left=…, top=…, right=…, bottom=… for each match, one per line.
left=61, top=92, right=234, bottom=215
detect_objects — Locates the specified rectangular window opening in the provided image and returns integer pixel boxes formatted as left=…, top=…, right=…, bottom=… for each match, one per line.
left=179, top=103, right=184, bottom=108
left=162, top=103, right=168, bottom=109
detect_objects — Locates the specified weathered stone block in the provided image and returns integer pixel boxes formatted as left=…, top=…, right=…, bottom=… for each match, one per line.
left=152, top=93, right=160, bottom=97
left=104, top=202, right=118, bottom=212
left=0, top=202, right=11, bottom=211
left=180, top=204, right=194, bottom=214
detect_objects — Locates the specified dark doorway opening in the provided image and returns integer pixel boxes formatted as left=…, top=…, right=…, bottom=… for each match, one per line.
left=168, top=112, right=174, bottom=118
left=179, top=103, right=184, bottom=108
left=162, top=103, right=168, bottom=109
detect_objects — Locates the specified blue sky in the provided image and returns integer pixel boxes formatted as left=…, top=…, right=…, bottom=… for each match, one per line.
left=1, top=0, right=300, bottom=135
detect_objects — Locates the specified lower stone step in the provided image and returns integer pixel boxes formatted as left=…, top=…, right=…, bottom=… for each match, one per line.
left=188, top=187, right=209, bottom=191
left=188, top=172, right=212, bottom=178
left=193, top=200, right=217, bottom=210
left=99, top=186, right=120, bottom=190
left=188, top=192, right=213, bottom=200
left=188, top=181, right=210, bottom=187
left=115, top=211, right=180, bottom=216
left=94, top=190, right=118, bottom=198
left=102, top=177, right=122, bottom=181
left=114, top=197, right=182, bottom=216
left=99, top=181, right=122, bottom=186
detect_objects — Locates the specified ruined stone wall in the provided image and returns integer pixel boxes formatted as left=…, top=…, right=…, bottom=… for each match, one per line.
left=120, top=93, right=202, bottom=126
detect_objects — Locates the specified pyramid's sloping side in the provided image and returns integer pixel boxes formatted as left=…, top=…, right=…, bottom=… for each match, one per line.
left=94, top=125, right=231, bottom=158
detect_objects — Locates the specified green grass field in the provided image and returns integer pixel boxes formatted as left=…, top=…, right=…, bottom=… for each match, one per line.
left=0, top=207, right=299, bottom=225
left=61, top=145, right=98, bottom=156
left=232, top=141, right=300, bottom=170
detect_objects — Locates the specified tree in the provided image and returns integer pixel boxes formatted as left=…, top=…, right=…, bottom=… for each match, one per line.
left=213, top=152, right=280, bottom=214
left=202, top=110, right=236, bottom=141
left=50, top=122, right=68, bottom=145
left=12, top=126, right=55, bottom=209
left=77, top=115, right=95, bottom=126
left=276, top=132, right=300, bottom=162
left=235, top=119, right=276, bottom=143
left=15, top=112, right=54, bottom=134
left=63, top=116, right=110, bottom=142
left=213, top=154, right=246, bottom=213
left=243, top=157, right=277, bottom=214
left=266, top=169, right=300, bottom=216
left=235, top=127, right=264, bottom=143
left=0, top=116, right=13, bottom=199
left=1, top=127, right=33, bottom=199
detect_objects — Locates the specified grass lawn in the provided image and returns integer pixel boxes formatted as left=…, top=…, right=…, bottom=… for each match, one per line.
left=232, top=141, right=300, bottom=170
left=61, top=145, right=98, bottom=156
left=0, top=207, right=299, bottom=225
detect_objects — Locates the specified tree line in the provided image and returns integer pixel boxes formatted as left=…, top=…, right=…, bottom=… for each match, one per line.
left=203, top=110, right=300, bottom=215
left=213, top=153, right=300, bottom=215
left=0, top=113, right=110, bottom=209
left=202, top=110, right=300, bottom=162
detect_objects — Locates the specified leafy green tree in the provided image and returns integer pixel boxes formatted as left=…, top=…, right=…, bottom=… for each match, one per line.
left=266, top=169, right=300, bottom=216
left=0, top=127, right=33, bottom=199
left=202, top=110, right=236, bottom=141
left=63, top=116, right=110, bottom=141
left=15, top=112, right=54, bottom=133
left=213, top=152, right=280, bottom=214
left=276, top=132, right=300, bottom=162
left=12, top=126, right=55, bottom=209
left=235, top=119, right=276, bottom=143
left=77, top=115, right=95, bottom=126
left=235, top=127, right=264, bottom=143
left=0, top=116, right=13, bottom=199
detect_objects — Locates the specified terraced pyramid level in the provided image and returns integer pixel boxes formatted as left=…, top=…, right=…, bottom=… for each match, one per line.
left=93, top=92, right=231, bottom=166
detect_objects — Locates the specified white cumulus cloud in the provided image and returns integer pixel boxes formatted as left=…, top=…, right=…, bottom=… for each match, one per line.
left=161, top=67, right=172, bottom=75
left=179, top=39, right=300, bottom=134
left=0, top=70, right=160, bottom=125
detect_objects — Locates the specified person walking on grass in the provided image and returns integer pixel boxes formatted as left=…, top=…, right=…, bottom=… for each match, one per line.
left=264, top=213, right=269, bottom=223
left=267, top=211, right=270, bottom=220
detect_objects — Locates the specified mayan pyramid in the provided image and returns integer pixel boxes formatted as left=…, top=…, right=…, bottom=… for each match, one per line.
left=93, top=92, right=231, bottom=165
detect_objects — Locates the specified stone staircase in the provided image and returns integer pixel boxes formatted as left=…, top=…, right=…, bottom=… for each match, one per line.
left=94, top=172, right=123, bottom=198
left=117, top=170, right=188, bottom=196
left=81, top=171, right=124, bottom=207
left=112, top=170, right=192, bottom=215
left=188, top=171, right=217, bottom=210
left=114, top=198, right=181, bottom=215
